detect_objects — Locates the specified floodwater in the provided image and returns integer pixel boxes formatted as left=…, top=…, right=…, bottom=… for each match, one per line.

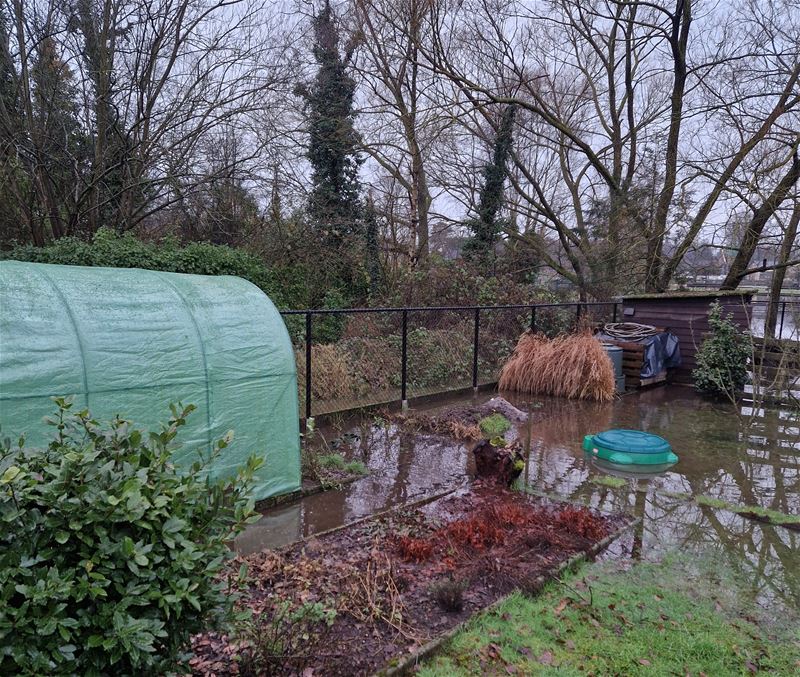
left=237, top=385, right=800, bottom=612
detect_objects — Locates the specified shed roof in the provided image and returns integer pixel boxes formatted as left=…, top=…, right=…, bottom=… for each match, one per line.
left=622, top=289, right=757, bottom=301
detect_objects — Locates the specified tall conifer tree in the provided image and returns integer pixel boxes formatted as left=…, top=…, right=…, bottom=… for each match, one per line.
left=464, top=104, right=516, bottom=261
left=302, top=0, right=362, bottom=242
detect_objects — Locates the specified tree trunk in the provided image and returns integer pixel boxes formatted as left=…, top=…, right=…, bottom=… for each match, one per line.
left=764, top=201, right=799, bottom=338
left=721, top=150, right=800, bottom=290
left=646, top=0, right=691, bottom=291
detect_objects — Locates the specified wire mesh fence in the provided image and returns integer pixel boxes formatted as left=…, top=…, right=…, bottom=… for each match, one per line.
left=282, top=302, right=621, bottom=419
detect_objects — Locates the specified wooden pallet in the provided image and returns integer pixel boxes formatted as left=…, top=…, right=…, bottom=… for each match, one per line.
left=607, top=339, right=668, bottom=388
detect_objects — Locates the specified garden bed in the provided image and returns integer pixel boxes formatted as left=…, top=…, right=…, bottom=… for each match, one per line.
left=190, top=484, right=631, bottom=676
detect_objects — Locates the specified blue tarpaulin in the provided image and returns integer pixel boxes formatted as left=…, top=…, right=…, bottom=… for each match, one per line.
left=595, top=331, right=681, bottom=379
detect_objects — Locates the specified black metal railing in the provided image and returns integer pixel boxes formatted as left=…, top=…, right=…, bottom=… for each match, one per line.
left=280, top=298, right=798, bottom=420
left=280, top=301, right=619, bottom=420
left=749, top=300, right=800, bottom=342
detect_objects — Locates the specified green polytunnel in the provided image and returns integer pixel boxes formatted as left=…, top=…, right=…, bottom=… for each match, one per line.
left=0, top=261, right=300, bottom=500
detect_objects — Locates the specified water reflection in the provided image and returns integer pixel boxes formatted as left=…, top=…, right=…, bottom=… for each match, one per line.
left=238, top=386, right=799, bottom=611
left=516, top=387, right=799, bottom=610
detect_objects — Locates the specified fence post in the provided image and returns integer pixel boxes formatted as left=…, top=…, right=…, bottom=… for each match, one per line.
left=472, top=308, right=480, bottom=390
left=530, top=305, right=537, bottom=332
left=779, top=301, right=786, bottom=339
left=305, top=312, right=313, bottom=429
left=612, top=303, right=618, bottom=323
left=576, top=303, right=582, bottom=326
left=401, top=310, right=409, bottom=410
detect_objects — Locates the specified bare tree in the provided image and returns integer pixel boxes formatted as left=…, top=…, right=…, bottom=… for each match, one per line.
left=1, top=0, right=294, bottom=243
left=352, top=0, right=449, bottom=264
left=423, top=0, right=800, bottom=296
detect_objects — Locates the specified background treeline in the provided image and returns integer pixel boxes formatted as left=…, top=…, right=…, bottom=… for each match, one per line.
left=1, top=0, right=799, bottom=308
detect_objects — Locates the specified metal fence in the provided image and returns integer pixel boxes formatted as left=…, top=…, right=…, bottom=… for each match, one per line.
left=280, top=298, right=799, bottom=421
left=281, top=301, right=620, bottom=420
left=748, top=300, right=800, bottom=341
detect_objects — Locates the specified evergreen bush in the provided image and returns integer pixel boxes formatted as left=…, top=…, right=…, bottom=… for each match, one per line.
left=0, top=399, right=259, bottom=675
left=1, top=228, right=304, bottom=308
left=692, top=302, right=750, bottom=398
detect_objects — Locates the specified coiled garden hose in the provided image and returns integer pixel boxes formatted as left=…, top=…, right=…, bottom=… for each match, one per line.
left=602, top=322, right=659, bottom=340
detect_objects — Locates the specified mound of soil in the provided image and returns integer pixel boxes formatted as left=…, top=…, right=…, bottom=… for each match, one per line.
left=438, top=396, right=529, bottom=428
left=393, top=396, right=531, bottom=442
left=190, top=485, right=630, bottom=676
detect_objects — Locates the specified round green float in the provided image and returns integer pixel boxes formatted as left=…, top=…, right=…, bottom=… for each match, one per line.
left=582, top=429, right=678, bottom=466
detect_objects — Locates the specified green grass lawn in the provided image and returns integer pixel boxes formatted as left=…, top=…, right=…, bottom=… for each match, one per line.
left=418, top=555, right=800, bottom=676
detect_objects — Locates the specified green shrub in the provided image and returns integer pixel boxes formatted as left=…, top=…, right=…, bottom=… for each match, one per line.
left=692, top=302, right=750, bottom=398
left=0, top=228, right=306, bottom=308
left=0, top=399, right=260, bottom=675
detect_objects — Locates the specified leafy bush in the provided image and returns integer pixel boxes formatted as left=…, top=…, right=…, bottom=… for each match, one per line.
left=1, top=228, right=307, bottom=308
left=0, top=399, right=260, bottom=675
left=692, top=302, right=750, bottom=398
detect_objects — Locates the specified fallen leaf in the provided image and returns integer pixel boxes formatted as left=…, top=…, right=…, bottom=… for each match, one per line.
left=554, top=598, right=569, bottom=614
left=638, top=658, right=651, bottom=666
left=745, top=661, right=758, bottom=673
left=538, top=651, right=554, bottom=665
left=565, top=639, right=576, bottom=651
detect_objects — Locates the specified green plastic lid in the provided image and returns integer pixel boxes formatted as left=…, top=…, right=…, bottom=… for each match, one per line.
left=592, top=429, right=671, bottom=455
left=582, top=429, right=678, bottom=467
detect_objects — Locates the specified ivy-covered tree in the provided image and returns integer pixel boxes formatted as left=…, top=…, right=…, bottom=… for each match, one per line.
left=0, top=8, right=27, bottom=244
left=300, top=0, right=363, bottom=243
left=464, top=104, right=516, bottom=263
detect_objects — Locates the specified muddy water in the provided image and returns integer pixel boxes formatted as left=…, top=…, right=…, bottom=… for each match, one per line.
left=236, top=386, right=799, bottom=611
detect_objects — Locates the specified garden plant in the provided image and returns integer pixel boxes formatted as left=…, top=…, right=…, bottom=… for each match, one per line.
left=0, top=399, right=260, bottom=675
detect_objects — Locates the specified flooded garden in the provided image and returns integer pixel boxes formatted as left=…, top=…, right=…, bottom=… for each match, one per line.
left=212, top=384, right=800, bottom=674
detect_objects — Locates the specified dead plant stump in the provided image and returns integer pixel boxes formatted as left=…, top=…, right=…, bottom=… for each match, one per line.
left=472, top=440, right=525, bottom=486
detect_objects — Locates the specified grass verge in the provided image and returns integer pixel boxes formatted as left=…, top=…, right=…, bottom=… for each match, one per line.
left=317, top=452, right=368, bottom=476
left=418, top=555, right=800, bottom=676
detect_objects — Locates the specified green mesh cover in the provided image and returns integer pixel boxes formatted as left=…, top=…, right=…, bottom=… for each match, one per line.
left=0, top=261, right=300, bottom=500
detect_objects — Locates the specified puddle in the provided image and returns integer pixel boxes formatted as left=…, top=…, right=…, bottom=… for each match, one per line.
left=237, top=385, right=800, bottom=612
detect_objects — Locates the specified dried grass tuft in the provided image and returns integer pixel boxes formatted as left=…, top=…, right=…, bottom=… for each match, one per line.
left=499, top=330, right=615, bottom=402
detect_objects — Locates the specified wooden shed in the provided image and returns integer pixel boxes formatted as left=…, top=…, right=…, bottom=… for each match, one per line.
left=619, top=290, right=755, bottom=385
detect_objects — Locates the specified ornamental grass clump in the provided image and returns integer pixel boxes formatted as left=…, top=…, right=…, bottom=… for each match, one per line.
left=499, top=330, right=615, bottom=402
left=0, top=398, right=260, bottom=676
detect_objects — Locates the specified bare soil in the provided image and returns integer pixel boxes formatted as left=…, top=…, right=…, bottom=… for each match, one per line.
left=190, top=484, right=629, bottom=676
